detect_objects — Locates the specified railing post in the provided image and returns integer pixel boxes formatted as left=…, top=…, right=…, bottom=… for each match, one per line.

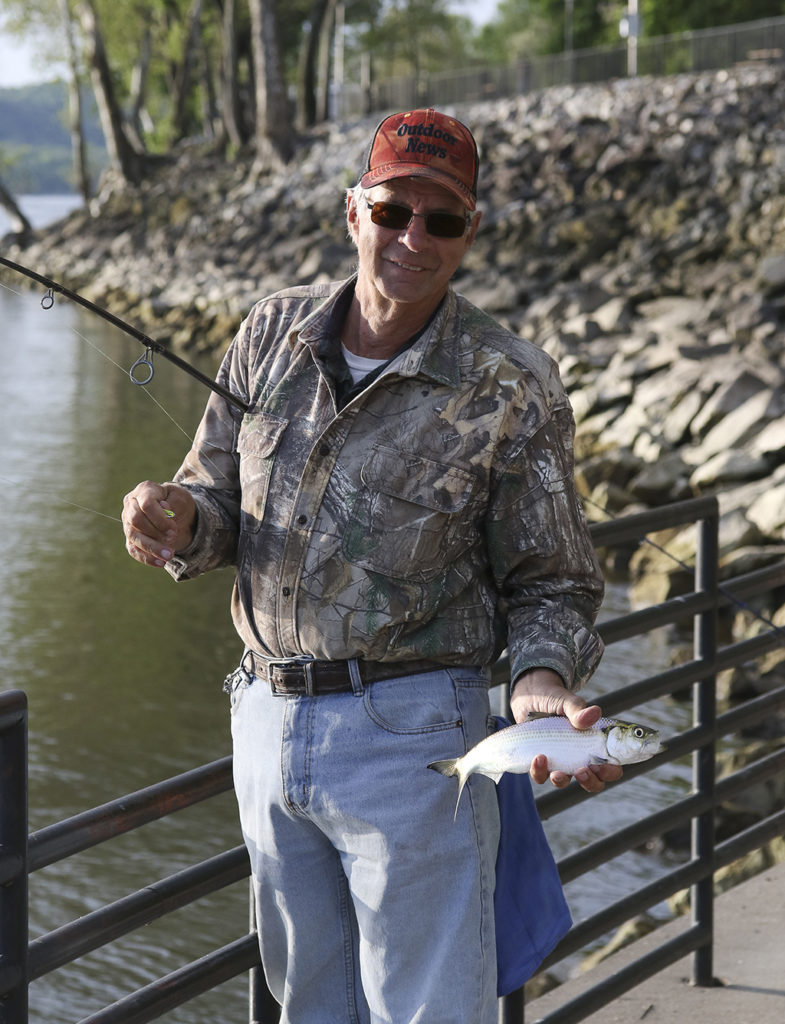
left=248, top=881, right=279, bottom=1023
left=0, top=690, right=29, bottom=1024
left=499, top=987, right=525, bottom=1023
left=691, top=505, right=718, bottom=986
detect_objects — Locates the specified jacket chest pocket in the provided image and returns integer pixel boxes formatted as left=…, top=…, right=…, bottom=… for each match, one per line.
left=236, top=412, right=288, bottom=532
left=343, top=446, right=478, bottom=583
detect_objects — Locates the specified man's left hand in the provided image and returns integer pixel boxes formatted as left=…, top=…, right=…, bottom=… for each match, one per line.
left=510, top=668, right=623, bottom=794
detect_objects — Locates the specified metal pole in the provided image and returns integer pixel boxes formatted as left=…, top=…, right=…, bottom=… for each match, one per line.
left=691, top=508, right=718, bottom=986
left=0, top=690, right=29, bottom=1024
left=499, top=986, right=525, bottom=1023
left=248, top=880, right=279, bottom=1023
left=627, top=0, right=639, bottom=76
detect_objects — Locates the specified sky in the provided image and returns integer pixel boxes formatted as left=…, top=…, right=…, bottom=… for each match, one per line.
left=0, top=1, right=501, bottom=88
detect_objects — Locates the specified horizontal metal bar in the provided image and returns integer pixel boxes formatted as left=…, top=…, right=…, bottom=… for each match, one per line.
left=598, top=591, right=713, bottom=644
left=537, top=924, right=709, bottom=1024
left=716, top=683, right=785, bottom=735
left=29, top=845, right=251, bottom=981
left=589, top=496, right=719, bottom=547
left=536, top=925, right=708, bottom=1019
left=715, top=808, right=785, bottom=869
left=720, top=559, right=785, bottom=603
left=28, top=756, right=233, bottom=872
left=715, top=748, right=785, bottom=806
left=715, top=629, right=785, bottom=672
left=76, top=933, right=262, bottom=1024
left=543, top=857, right=709, bottom=966
left=557, top=791, right=710, bottom=885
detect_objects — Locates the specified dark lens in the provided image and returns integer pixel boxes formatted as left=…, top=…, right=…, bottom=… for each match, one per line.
left=369, top=202, right=412, bottom=230
left=367, top=200, right=467, bottom=238
left=424, top=212, right=467, bottom=238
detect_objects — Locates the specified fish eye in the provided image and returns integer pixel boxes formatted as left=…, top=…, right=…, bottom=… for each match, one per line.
left=633, top=727, right=645, bottom=738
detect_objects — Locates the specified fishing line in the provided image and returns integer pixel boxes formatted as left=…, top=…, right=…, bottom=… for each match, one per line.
left=582, top=493, right=785, bottom=647
left=0, top=256, right=249, bottom=413
left=3, top=258, right=782, bottom=644
left=70, top=325, right=231, bottom=483
left=0, top=473, right=122, bottom=523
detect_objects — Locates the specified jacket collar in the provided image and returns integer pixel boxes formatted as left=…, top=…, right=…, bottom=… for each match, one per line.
left=293, top=276, right=462, bottom=390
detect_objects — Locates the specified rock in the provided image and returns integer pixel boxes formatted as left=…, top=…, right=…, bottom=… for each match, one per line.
left=747, top=466, right=785, bottom=537
left=689, top=449, right=771, bottom=489
left=4, top=61, right=785, bottom=569
left=580, top=915, right=658, bottom=971
left=668, top=836, right=785, bottom=916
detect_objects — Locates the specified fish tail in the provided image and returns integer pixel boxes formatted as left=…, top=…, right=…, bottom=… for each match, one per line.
left=427, top=758, right=469, bottom=821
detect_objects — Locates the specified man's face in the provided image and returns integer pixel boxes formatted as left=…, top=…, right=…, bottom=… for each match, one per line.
left=347, top=177, right=481, bottom=317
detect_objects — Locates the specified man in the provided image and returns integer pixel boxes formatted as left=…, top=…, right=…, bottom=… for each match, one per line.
left=122, top=108, right=620, bottom=1024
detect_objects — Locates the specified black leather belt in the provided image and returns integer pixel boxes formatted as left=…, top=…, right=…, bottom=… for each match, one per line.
left=245, top=651, right=441, bottom=696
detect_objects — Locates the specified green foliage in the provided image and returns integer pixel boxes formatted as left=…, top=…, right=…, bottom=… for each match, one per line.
left=2, top=0, right=785, bottom=186
left=640, top=0, right=785, bottom=37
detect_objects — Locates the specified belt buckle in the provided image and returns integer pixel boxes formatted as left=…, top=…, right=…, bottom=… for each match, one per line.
left=266, top=656, right=315, bottom=696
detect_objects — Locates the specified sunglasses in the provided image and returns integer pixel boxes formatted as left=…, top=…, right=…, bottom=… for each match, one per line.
left=365, top=200, right=469, bottom=239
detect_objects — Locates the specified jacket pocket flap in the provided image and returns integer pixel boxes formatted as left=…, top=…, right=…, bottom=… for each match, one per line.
left=236, top=413, right=289, bottom=458
left=360, top=446, right=475, bottom=512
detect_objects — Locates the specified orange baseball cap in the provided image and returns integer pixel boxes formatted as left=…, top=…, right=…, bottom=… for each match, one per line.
left=360, top=108, right=479, bottom=210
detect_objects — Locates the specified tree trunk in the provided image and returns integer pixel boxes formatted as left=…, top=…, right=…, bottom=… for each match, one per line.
left=128, top=26, right=152, bottom=153
left=58, top=0, right=91, bottom=201
left=315, top=0, right=338, bottom=124
left=220, top=0, right=246, bottom=149
left=0, top=176, right=32, bottom=240
left=74, top=0, right=145, bottom=185
left=248, top=0, right=294, bottom=167
left=296, top=0, right=333, bottom=130
left=171, top=0, right=204, bottom=143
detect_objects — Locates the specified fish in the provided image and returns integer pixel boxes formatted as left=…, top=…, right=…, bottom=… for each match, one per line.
left=427, top=716, right=663, bottom=816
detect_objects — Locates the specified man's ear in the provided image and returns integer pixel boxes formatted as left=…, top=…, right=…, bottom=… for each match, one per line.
left=346, top=191, right=360, bottom=245
left=465, top=210, right=482, bottom=248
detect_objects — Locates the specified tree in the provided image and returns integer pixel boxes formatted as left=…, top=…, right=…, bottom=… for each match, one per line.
left=74, top=0, right=146, bottom=184
left=57, top=0, right=91, bottom=200
left=0, top=171, right=33, bottom=239
left=248, top=0, right=294, bottom=165
left=297, top=0, right=337, bottom=128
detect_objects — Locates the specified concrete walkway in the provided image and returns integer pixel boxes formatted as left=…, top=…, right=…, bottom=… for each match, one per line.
left=526, top=860, right=785, bottom=1024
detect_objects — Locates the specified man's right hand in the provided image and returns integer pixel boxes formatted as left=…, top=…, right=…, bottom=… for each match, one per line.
left=122, top=481, right=196, bottom=567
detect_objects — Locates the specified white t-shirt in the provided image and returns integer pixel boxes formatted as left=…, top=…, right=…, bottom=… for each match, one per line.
left=341, top=343, right=388, bottom=384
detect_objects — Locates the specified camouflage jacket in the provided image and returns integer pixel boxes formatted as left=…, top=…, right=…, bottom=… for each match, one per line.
left=167, top=277, right=604, bottom=689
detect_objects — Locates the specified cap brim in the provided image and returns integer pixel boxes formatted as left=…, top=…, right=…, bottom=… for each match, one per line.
left=360, top=164, right=477, bottom=211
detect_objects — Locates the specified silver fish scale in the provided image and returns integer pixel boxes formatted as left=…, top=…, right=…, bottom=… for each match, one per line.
left=467, top=716, right=616, bottom=778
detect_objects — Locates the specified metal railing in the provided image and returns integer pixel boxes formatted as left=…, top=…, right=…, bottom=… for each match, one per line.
left=1, top=494, right=784, bottom=1023
left=333, top=16, right=785, bottom=119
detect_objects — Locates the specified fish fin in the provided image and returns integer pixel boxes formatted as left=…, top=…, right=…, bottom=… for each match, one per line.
left=427, top=758, right=459, bottom=778
left=588, top=754, right=608, bottom=765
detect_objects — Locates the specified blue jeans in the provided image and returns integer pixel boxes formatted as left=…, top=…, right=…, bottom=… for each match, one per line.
left=230, top=665, right=500, bottom=1024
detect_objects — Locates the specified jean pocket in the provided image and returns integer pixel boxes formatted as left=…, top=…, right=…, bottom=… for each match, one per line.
left=363, top=673, right=464, bottom=735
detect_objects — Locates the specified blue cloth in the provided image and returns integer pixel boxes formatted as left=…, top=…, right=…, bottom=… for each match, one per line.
left=493, top=717, right=572, bottom=996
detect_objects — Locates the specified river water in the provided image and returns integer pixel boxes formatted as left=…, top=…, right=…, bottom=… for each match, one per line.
left=1, top=198, right=693, bottom=1022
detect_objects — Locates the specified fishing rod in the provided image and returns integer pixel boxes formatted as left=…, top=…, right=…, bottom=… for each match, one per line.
left=0, top=255, right=249, bottom=414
